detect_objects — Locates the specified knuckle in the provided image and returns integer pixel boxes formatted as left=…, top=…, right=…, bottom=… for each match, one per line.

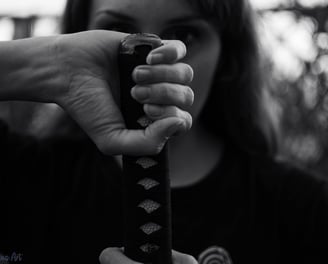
left=172, top=106, right=181, bottom=118
left=160, top=84, right=174, bottom=100
left=184, top=255, right=198, bottom=264
left=99, top=248, right=112, bottom=264
left=164, top=106, right=180, bottom=119
left=161, top=67, right=171, bottom=81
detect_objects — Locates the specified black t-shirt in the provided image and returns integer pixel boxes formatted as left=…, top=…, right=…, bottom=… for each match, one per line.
left=0, top=120, right=328, bottom=264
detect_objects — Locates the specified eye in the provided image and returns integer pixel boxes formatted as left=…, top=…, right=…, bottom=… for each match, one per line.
left=106, top=23, right=136, bottom=34
left=94, top=20, right=136, bottom=34
left=161, top=27, right=198, bottom=46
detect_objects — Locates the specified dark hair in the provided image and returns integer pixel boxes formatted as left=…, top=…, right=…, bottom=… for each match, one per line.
left=62, top=0, right=279, bottom=156
left=186, top=0, right=279, bottom=156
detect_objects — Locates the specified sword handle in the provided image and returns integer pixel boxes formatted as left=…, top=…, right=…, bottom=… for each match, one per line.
left=119, top=33, right=172, bottom=264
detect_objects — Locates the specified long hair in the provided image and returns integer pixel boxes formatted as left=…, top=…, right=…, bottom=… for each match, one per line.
left=62, top=0, right=279, bottom=156
left=186, top=0, right=279, bottom=156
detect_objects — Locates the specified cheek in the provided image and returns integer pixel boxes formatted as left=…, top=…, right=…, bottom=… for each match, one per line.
left=186, top=44, right=220, bottom=121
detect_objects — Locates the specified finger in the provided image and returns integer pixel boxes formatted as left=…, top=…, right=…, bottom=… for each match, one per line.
left=98, top=117, right=188, bottom=156
left=62, top=79, right=187, bottom=156
left=131, top=84, right=194, bottom=110
left=172, top=250, right=198, bottom=264
left=145, top=116, right=189, bottom=144
left=146, top=40, right=187, bottom=65
left=99, top=247, right=142, bottom=264
left=144, top=104, right=193, bottom=130
left=133, top=63, right=194, bottom=85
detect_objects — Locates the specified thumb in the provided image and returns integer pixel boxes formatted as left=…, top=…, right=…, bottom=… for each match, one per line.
left=140, top=117, right=187, bottom=154
left=100, top=117, right=187, bottom=156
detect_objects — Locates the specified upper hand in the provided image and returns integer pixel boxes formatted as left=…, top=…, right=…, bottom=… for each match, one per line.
left=52, top=30, right=193, bottom=155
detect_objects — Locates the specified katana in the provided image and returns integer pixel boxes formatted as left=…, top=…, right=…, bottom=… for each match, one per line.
left=119, top=33, right=172, bottom=264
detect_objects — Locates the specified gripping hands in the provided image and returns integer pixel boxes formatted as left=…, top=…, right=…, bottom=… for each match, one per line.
left=53, top=30, right=193, bottom=156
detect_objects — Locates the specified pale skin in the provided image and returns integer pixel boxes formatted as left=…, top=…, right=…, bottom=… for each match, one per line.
left=0, top=32, right=192, bottom=155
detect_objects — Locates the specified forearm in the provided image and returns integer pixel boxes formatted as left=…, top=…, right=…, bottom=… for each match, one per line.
left=0, top=36, right=62, bottom=103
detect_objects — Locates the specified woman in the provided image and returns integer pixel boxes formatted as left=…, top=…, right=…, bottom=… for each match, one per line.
left=0, top=0, right=327, bottom=263
left=63, top=1, right=328, bottom=262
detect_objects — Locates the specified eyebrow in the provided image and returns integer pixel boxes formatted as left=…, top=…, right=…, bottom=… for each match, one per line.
left=168, top=15, right=203, bottom=24
left=95, top=10, right=202, bottom=24
left=95, top=10, right=136, bottom=22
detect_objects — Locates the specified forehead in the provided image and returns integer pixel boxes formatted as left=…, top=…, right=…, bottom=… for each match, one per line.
left=90, top=0, right=197, bottom=20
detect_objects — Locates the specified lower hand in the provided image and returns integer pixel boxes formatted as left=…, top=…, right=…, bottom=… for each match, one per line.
left=99, top=247, right=198, bottom=264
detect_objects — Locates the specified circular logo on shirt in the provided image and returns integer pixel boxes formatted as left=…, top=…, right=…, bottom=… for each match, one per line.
left=198, top=246, right=233, bottom=264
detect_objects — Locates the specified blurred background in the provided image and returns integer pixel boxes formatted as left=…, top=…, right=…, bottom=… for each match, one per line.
left=0, top=0, right=328, bottom=176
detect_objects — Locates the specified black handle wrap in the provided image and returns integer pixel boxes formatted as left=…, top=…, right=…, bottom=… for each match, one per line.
left=119, top=33, right=172, bottom=264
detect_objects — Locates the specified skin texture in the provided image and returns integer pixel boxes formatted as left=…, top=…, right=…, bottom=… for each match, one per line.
left=53, top=33, right=193, bottom=156
left=0, top=31, right=193, bottom=156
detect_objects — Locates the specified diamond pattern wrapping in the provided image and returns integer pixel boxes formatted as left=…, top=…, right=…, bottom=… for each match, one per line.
left=137, top=116, right=153, bottom=127
left=136, top=157, right=158, bottom=169
left=138, top=199, right=161, bottom=214
left=140, top=222, right=162, bottom=235
left=137, top=178, right=160, bottom=190
left=140, top=243, right=160, bottom=253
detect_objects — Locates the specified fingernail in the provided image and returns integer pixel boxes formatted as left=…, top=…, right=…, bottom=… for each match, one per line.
left=131, top=87, right=150, bottom=101
left=147, top=53, right=163, bottom=65
left=134, top=69, right=150, bottom=82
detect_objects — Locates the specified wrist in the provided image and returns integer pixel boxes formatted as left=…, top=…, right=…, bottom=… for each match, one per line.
left=0, top=36, right=64, bottom=103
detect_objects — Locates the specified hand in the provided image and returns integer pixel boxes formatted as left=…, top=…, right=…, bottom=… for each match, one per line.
left=99, top=247, right=198, bottom=264
left=52, top=30, right=193, bottom=155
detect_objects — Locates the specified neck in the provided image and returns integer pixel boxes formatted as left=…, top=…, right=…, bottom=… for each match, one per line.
left=168, top=123, right=223, bottom=188
left=114, top=123, right=223, bottom=188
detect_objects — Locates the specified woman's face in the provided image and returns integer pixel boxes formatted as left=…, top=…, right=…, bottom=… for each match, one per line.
left=88, top=0, right=221, bottom=122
